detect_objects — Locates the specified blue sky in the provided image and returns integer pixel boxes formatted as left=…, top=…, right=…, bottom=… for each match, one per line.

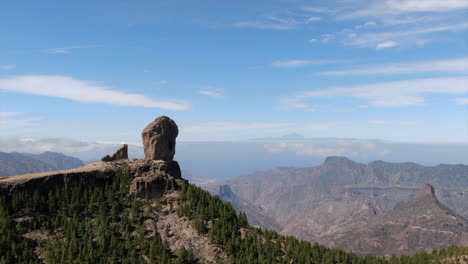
left=1, top=0, right=467, bottom=145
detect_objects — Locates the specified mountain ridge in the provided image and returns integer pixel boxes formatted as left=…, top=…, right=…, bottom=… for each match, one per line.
left=0, top=151, right=84, bottom=177
left=204, top=156, right=468, bottom=256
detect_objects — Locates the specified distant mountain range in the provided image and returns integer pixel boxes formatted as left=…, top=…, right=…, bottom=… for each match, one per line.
left=202, top=157, right=468, bottom=256
left=0, top=152, right=84, bottom=176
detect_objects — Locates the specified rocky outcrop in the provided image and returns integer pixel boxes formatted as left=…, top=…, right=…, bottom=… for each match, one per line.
left=129, top=159, right=185, bottom=199
left=2, top=116, right=185, bottom=200
left=101, top=144, right=128, bottom=162
left=423, top=183, right=436, bottom=196
left=142, top=116, right=178, bottom=161
left=0, top=161, right=125, bottom=196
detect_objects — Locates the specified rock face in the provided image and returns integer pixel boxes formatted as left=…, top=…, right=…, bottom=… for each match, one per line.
left=423, top=183, right=435, bottom=196
left=101, top=144, right=128, bottom=162
left=129, top=159, right=185, bottom=199
left=142, top=116, right=179, bottom=161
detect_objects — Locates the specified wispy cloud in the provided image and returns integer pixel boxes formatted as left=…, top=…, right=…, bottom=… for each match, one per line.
left=271, top=59, right=345, bottom=68
left=342, top=0, right=468, bottom=19
left=0, top=75, right=190, bottom=110
left=198, top=90, right=223, bottom=98
left=280, top=99, right=315, bottom=112
left=295, top=76, right=468, bottom=107
left=233, top=21, right=295, bottom=30
left=306, top=16, right=321, bottom=23
left=0, top=137, right=143, bottom=159
left=323, top=22, right=468, bottom=48
left=453, top=97, right=468, bottom=104
left=0, top=65, right=15, bottom=70
left=302, top=6, right=332, bottom=13
left=320, top=58, right=468, bottom=76
left=43, top=45, right=101, bottom=54
left=376, top=40, right=399, bottom=49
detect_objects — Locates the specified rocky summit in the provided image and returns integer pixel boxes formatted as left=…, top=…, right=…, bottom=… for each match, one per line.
left=101, top=144, right=128, bottom=162
left=142, top=115, right=179, bottom=161
left=0, top=116, right=184, bottom=200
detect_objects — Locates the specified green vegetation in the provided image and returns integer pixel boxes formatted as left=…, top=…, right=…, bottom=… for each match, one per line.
left=0, top=166, right=466, bottom=263
left=179, top=183, right=468, bottom=264
left=0, top=166, right=184, bottom=264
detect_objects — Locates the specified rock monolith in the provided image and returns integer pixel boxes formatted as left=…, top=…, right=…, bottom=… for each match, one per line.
left=141, top=116, right=178, bottom=161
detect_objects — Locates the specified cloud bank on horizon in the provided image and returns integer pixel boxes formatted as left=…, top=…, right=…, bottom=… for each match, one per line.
left=1, top=136, right=466, bottom=178
left=0, top=0, right=466, bottom=144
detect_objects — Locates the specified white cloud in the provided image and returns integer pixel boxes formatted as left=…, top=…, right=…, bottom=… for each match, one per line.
left=0, top=65, right=15, bottom=70
left=364, top=21, right=377, bottom=27
left=321, top=34, right=336, bottom=43
left=264, top=141, right=386, bottom=157
left=376, top=40, right=399, bottom=49
left=232, top=21, right=295, bottom=30
left=352, top=23, right=468, bottom=47
left=306, top=16, right=321, bottom=23
left=271, top=59, right=344, bottom=68
left=308, top=38, right=318, bottom=43
left=198, top=90, right=222, bottom=98
left=342, top=0, right=468, bottom=19
left=43, top=45, right=101, bottom=54
left=320, top=58, right=468, bottom=76
left=280, top=99, right=315, bottom=111
left=0, top=75, right=190, bottom=110
left=453, top=97, right=468, bottom=104
left=302, top=7, right=332, bottom=13
left=0, top=137, right=144, bottom=160
left=297, top=76, right=468, bottom=107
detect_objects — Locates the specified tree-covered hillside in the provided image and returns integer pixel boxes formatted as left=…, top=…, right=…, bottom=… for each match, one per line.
left=0, top=165, right=467, bottom=263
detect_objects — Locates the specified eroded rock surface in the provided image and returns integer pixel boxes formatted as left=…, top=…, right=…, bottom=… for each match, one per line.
left=101, top=144, right=128, bottom=162
left=129, top=159, right=185, bottom=198
left=142, top=116, right=178, bottom=161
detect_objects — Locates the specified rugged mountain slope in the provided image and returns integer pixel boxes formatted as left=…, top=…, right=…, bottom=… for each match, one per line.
left=0, top=151, right=84, bottom=176
left=203, top=157, right=468, bottom=255
left=1, top=160, right=466, bottom=263
left=0, top=152, right=57, bottom=177
left=298, top=184, right=468, bottom=256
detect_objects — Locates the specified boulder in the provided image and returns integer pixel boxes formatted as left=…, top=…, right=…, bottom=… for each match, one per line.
left=101, top=144, right=128, bottom=162
left=142, top=116, right=178, bottom=161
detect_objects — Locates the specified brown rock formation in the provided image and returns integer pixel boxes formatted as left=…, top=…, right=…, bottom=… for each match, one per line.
left=142, top=116, right=179, bottom=161
left=129, top=159, right=185, bottom=199
left=423, top=183, right=435, bottom=196
left=101, top=144, right=128, bottom=162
